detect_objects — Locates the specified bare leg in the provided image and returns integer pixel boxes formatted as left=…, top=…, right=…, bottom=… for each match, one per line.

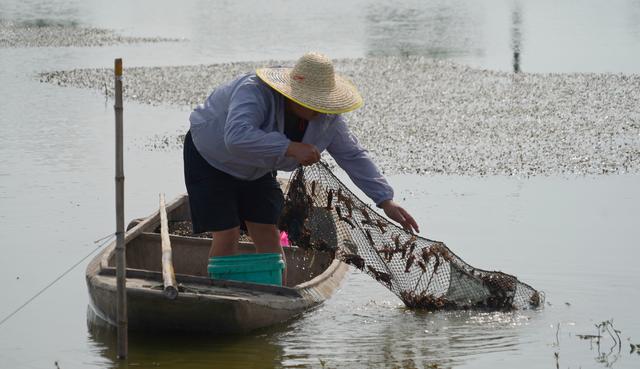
left=209, top=226, right=240, bottom=258
left=245, top=221, right=287, bottom=283
left=245, top=221, right=280, bottom=253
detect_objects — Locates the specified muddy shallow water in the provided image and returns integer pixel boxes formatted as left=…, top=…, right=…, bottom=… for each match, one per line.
left=1, top=0, right=640, bottom=368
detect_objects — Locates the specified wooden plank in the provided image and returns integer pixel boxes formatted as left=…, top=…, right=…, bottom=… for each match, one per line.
left=98, top=267, right=303, bottom=298
left=100, top=194, right=189, bottom=270
left=160, top=193, right=179, bottom=299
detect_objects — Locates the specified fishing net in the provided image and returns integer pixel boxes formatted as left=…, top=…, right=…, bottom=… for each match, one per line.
left=279, top=162, right=543, bottom=311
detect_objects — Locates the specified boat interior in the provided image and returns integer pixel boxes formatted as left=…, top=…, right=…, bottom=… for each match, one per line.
left=105, top=196, right=337, bottom=288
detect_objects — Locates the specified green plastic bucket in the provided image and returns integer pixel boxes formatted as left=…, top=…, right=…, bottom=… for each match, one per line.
left=208, top=253, right=285, bottom=286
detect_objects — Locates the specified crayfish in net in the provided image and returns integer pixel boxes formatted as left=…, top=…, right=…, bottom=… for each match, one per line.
left=280, top=162, right=543, bottom=311
left=278, top=169, right=335, bottom=252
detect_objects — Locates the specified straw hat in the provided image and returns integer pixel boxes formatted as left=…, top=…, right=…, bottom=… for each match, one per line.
left=256, top=52, right=363, bottom=114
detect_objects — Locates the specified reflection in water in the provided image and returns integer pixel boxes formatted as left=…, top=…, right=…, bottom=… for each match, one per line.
left=0, top=0, right=81, bottom=24
left=364, top=0, right=482, bottom=59
left=277, top=273, right=538, bottom=368
left=87, top=280, right=538, bottom=369
left=511, top=2, right=523, bottom=73
left=629, top=0, right=640, bottom=40
left=87, top=307, right=287, bottom=369
left=372, top=310, right=525, bottom=367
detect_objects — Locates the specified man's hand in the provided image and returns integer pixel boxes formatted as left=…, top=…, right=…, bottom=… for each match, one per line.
left=286, top=142, right=321, bottom=166
left=379, top=199, right=420, bottom=234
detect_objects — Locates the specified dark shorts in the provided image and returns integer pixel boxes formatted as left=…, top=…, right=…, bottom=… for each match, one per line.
left=183, top=131, right=284, bottom=234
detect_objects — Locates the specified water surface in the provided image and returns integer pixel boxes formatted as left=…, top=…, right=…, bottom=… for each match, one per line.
left=1, top=0, right=639, bottom=368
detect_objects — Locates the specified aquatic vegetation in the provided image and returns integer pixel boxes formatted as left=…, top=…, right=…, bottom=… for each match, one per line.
left=39, top=57, right=640, bottom=177
left=573, top=319, right=640, bottom=366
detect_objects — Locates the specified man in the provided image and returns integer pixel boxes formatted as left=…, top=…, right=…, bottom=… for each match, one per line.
left=184, top=52, right=419, bottom=263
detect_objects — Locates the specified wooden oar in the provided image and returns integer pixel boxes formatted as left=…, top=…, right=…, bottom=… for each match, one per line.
left=159, top=193, right=179, bottom=299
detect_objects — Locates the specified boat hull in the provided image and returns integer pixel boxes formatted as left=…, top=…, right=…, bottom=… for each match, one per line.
left=86, top=251, right=348, bottom=333
left=85, top=193, right=349, bottom=334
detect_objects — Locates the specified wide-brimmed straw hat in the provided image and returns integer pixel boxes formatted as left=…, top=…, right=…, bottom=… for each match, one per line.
left=256, top=52, right=363, bottom=114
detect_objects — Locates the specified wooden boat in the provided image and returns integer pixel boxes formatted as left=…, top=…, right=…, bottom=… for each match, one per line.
left=85, top=192, right=349, bottom=334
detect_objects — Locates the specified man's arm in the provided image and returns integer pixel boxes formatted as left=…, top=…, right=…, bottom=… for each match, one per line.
left=326, top=119, right=419, bottom=233
left=224, top=82, right=290, bottom=164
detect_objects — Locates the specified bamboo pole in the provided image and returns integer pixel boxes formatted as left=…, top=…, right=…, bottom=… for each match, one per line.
left=159, top=193, right=178, bottom=299
left=114, top=58, right=127, bottom=359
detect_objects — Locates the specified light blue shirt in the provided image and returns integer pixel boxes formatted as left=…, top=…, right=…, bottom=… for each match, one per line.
left=189, top=73, right=393, bottom=205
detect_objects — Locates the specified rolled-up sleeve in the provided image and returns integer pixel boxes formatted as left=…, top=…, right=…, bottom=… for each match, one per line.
left=326, top=119, right=394, bottom=205
left=224, top=82, right=290, bottom=165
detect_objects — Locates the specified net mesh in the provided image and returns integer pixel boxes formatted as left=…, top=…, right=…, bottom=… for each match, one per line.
left=279, top=162, right=543, bottom=311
